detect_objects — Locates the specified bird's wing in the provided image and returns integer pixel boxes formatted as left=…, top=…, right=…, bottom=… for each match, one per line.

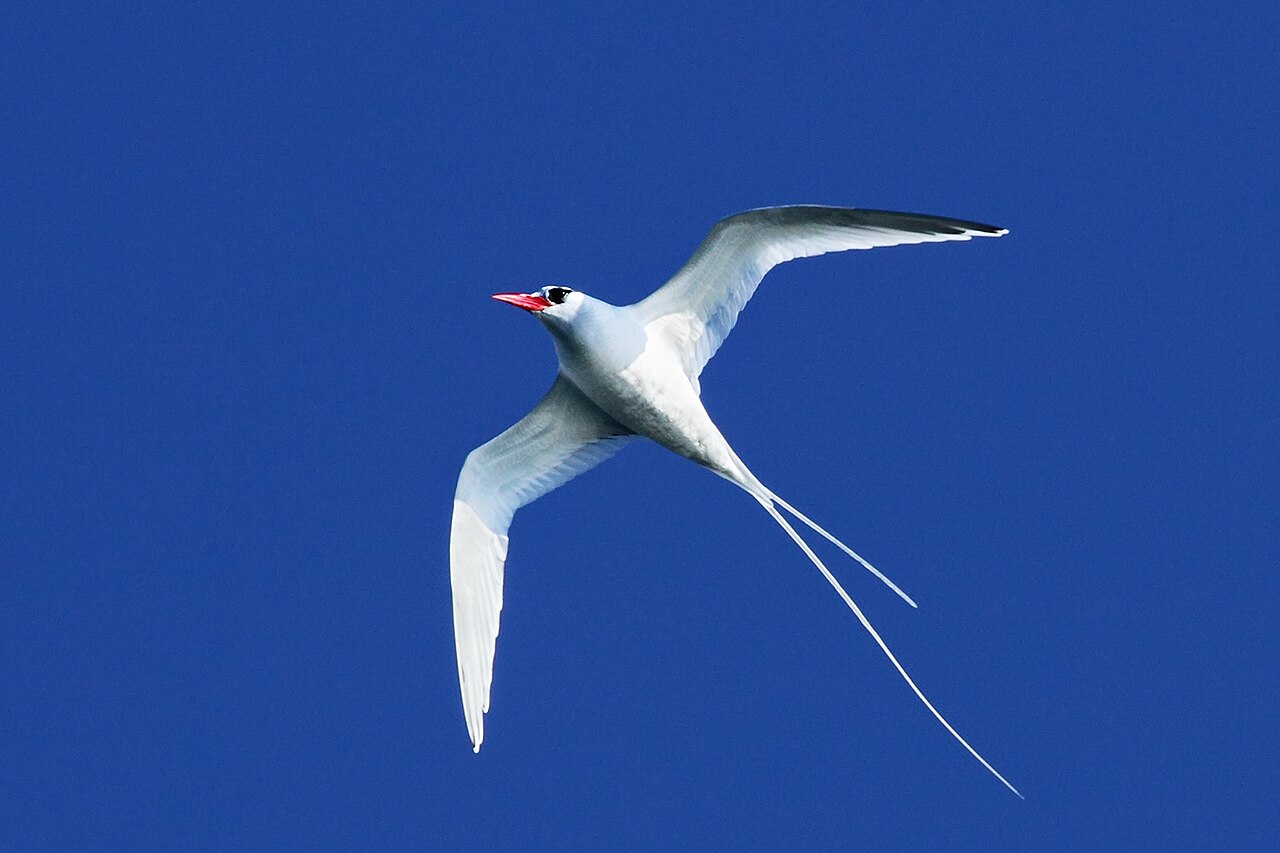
left=450, top=374, right=635, bottom=752
left=633, top=206, right=1006, bottom=381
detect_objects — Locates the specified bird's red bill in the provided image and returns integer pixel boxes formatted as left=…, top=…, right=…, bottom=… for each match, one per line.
left=492, top=292, right=552, bottom=312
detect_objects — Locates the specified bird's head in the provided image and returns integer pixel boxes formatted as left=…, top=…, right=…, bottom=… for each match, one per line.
left=491, top=286, right=585, bottom=323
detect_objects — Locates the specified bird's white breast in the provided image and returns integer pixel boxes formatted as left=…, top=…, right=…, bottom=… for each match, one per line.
left=551, top=304, right=737, bottom=475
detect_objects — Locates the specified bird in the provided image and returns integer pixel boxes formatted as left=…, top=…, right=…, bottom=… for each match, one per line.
left=449, top=205, right=1021, bottom=796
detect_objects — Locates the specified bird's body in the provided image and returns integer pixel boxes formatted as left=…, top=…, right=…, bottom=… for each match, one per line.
left=450, top=205, right=1021, bottom=795
left=551, top=297, right=745, bottom=479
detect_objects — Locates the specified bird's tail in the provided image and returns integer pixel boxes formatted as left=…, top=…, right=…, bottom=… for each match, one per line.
left=768, top=491, right=917, bottom=608
left=748, top=487, right=1023, bottom=798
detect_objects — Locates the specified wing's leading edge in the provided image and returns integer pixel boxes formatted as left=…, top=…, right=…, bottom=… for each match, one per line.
left=634, top=206, right=1006, bottom=380
left=450, top=375, right=635, bottom=751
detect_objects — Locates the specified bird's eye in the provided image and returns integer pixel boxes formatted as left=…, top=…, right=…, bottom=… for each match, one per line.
left=545, top=287, right=571, bottom=305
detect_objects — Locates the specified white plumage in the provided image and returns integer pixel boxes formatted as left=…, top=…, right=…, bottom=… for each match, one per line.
left=449, top=205, right=1020, bottom=795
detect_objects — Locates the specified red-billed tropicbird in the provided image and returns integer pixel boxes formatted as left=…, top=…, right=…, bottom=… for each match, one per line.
left=450, top=205, right=1020, bottom=795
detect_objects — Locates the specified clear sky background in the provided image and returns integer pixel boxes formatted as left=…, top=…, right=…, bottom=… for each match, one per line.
left=5, top=2, right=1278, bottom=850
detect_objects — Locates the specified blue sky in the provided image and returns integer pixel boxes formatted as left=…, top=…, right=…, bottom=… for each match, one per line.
left=4, top=2, right=1278, bottom=849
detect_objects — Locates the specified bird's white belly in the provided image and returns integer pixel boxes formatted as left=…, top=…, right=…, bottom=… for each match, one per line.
left=568, top=343, right=736, bottom=474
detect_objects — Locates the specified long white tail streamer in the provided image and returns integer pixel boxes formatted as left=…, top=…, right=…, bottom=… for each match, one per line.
left=753, top=492, right=1023, bottom=798
left=768, top=491, right=917, bottom=608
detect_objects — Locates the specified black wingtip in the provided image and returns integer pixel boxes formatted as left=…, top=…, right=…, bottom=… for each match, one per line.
left=730, top=205, right=1007, bottom=238
left=853, top=208, right=1007, bottom=236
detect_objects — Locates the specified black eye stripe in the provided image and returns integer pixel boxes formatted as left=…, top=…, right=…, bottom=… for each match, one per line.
left=546, top=287, right=571, bottom=304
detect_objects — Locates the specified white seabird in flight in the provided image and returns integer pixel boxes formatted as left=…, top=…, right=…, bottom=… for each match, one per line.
left=449, top=205, right=1020, bottom=795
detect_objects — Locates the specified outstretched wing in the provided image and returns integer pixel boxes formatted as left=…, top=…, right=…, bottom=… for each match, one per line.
left=451, top=375, right=634, bottom=752
left=633, top=206, right=1006, bottom=382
